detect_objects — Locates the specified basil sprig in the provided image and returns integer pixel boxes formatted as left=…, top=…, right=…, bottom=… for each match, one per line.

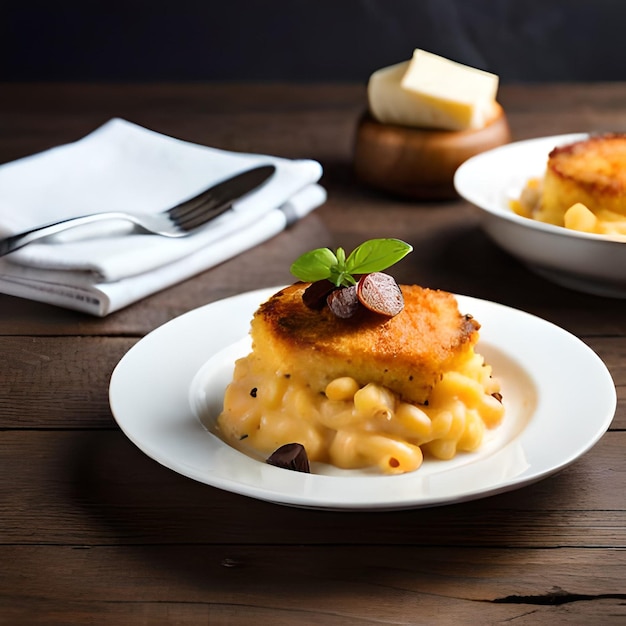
left=290, top=238, right=412, bottom=287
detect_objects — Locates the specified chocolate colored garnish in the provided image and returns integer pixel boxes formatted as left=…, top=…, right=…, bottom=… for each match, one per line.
left=357, top=272, right=404, bottom=316
left=266, top=443, right=311, bottom=473
left=302, top=279, right=337, bottom=310
left=327, top=285, right=360, bottom=318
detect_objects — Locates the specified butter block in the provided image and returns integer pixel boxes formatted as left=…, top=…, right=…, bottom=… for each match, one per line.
left=367, top=50, right=499, bottom=131
left=401, top=49, right=498, bottom=130
left=368, top=61, right=464, bottom=130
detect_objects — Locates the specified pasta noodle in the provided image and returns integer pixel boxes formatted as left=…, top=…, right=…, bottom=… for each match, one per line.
left=217, top=348, right=504, bottom=475
left=511, top=177, right=626, bottom=240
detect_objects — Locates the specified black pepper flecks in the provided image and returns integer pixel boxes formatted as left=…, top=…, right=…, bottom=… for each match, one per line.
left=250, top=387, right=258, bottom=398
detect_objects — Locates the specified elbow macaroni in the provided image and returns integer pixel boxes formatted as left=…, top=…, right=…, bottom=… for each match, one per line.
left=217, top=349, right=504, bottom=475
left=511, top=177, right=626, bottom=240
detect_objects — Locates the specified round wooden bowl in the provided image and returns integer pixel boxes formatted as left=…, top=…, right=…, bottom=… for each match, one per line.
left=353, top=104, right=511, bottom=200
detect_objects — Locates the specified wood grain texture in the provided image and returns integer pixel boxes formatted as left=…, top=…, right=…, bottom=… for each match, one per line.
left=2, top=83, right=626, bottom=625
left=2, top=545, right=626, bottom=625
left=0, top=430, right=624, bottom=547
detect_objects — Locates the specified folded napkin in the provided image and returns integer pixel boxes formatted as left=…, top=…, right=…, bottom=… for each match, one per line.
left=0, top=118, right=326, bottom=315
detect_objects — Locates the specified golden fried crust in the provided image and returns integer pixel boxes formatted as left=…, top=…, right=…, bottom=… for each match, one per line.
left=539, top=134, right=626, bottom=224
left=249, top=283, right=480, bottom=404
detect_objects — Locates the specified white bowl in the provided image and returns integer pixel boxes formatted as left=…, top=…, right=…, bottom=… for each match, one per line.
left=454, top=133, right=626, bottom=298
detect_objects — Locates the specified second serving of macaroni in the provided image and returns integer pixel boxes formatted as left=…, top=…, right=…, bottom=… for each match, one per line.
left=511, top=177, right=626, bottom=240
left=511, top=134, right=626, bottom=240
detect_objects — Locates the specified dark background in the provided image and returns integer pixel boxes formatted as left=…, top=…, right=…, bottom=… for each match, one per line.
left=2, top=0, right=626, bottom=83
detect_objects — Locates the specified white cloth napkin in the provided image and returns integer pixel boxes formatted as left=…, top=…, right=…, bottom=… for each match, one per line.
left=0, top=118, right=326, bottom=315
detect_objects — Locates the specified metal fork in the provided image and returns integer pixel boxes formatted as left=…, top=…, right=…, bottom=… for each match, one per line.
left=0, top=164, right=276, bottom=257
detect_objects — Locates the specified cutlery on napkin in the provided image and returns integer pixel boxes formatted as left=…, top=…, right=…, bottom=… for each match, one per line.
left=0, top=118, right=326, bottom=315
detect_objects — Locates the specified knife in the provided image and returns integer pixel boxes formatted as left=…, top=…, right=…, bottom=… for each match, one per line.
left=0, top=164, right=276, bottom=257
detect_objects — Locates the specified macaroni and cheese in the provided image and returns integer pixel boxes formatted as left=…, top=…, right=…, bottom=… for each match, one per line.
left=216, top=283, right=504, bottom=475
left=511, top=134, right=626, bottom=240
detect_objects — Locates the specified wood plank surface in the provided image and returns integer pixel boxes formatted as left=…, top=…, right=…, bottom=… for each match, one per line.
left=2, top=82, right=626, bottom=625
left=0, top=430, right=624, bottom=547
left=2, top=545, right=626, bottom=625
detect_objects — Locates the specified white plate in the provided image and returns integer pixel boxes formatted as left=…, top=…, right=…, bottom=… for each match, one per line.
left=454, top=133, right=626, bottom=298
left=109, top=287, right=616, bottom=511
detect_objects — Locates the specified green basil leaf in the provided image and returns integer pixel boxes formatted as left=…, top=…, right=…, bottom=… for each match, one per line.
left=329, top=267, right=357, bottom=288
left=290, top=247, right=338, bottom=282
left=345, top=238, right=413, bottom=275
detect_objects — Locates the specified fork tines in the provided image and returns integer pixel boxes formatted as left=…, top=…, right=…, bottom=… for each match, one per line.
left=168, top=192, right=232, bottom=231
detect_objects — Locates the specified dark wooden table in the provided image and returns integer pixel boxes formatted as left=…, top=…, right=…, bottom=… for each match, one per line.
left=1, top=83, right=625, bottom=625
